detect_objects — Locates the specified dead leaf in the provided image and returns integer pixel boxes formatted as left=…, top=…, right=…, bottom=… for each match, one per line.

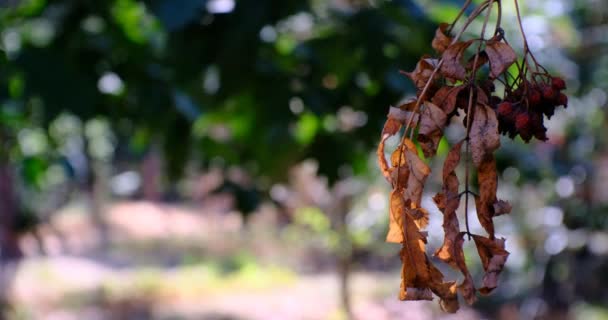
left=432, top=23, right=452, bottom=54
left=472, top=235, right=509, bottom=295
left=377, top=133, right=393, bottom=182
left=428, top=263, right=460, bottom=313
left=398, top=204, right=434, bottom=300
left=410, top=203, right=429, bottom=230
left=470, top=103, right=500, bottom=167
left=418, top=102, right=448, bottom=158
left=403, top=139, right=431, bottom=206
left=466, top=51, right=489, bottom=71
left=485, top=40, right=517, bottom=78
left=388, top=105, right=419, bottom=125
left=404, top=55, right=440, bottom=90
left=387, top=190, right=406, bottom=243
left=475, top=156, right=498, bottom=238
left=493, top=200, right=512, bottom=216
left=432, top=141, right=477, bottom=304
left=440, top=40, right=472, bottom=80
left=431, top=85, right=465, bottom=115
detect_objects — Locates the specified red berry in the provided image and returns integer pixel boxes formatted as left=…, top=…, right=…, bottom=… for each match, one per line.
left=551, top=77, right=566, bottom=90
left=515, top=112, right=530, bottom=131
left=497, top=102, right=513, bottom=116
left=557, top=93, right=568, bottom=107
left=529, top=89, right=542, bottom=105
left=542, top=86, right=555, bottom=100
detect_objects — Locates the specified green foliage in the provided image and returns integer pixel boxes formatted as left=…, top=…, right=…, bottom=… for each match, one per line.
left=1, top=0, right=436, bottom=183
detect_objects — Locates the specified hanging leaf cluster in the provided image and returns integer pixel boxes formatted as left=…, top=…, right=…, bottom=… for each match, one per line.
left=377, top=0, right=566, bottom=312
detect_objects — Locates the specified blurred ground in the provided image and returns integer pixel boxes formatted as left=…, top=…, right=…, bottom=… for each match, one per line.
left=7, top=201, right=479, bottom=320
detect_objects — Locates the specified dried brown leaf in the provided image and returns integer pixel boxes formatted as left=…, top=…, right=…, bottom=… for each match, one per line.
left=398, top=205, right=433, bottom=300
left=428, top=263, right=460, bottom=313
left=431, top=85, right=465, bottom=115
left=432, top=141, right=477, bottom=304
left=410, top=204, right=429, bottom=230
left=387, top=190, right=406, bottom=243
left=475, top=156, right=498, bottom=238
left=404, top=55, right=440, bottom=90
left=418, top=102, right=448, bottom=158
left=485, top=40, right=517, bottom=78
left=440, top=40, right=472, bottom=80
left=470, top=103, right=500, bottom=167
left=472, top=235, right=509, bottom=295
left=377, top=133, right=393, bottom=182
left=432, top=23, right=452, bottom=54
left=493, top=200, right=512, bottom=216
left=403, top=139, right=431, bottom=206
left=388, top=105, right=419, bottom=125
left=466, top=51, right=489, bottom=71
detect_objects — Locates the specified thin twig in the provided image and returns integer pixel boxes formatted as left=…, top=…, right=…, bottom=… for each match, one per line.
left=447, top=0, right=473, bottom=34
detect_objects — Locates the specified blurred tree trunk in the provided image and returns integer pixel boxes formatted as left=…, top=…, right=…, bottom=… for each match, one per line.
left=0, top=162, right=21, bottom=261
left=337, top=227, right=353, bottom=320
left=83, top=138, right=109, bottom=251
left=334, top=196, right=353, bottom=320
left=0, top=161, right=21, bottom=310
left=141, top=147, right=162, bottom=201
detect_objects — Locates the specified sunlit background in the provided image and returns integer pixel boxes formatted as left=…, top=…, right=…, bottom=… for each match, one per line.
left=1, top=0, right=607, bottom=319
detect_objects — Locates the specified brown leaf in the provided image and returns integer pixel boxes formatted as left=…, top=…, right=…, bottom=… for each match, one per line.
left=387, top=190, right=406, bottom=243
left=485, top=40, right=517, bottom=78
left=418, top=102, right=448, bottom=158
left=398, top=205, right=433, bottom=300
left=440, top=40, right=472, bottom=80
left=378, top=105, right=414, bottom=183
left=398, top=99, right=418, bottom=111
left=470, top=103, right=500, bottom=167
left=432, top=23, right=452, bottom=54
left=472, top=235, right=509, bottom=295
left=476, top=86, right=489, bottom=105
left=442, top=140, right=463, bottom=202
left=433, top=141, right=477, bottom=305
left=493, top=200, right=512, bottom=216
left=428, top=263, right=460, bottom=313
left=389, top=144, right=410, bottom=190
left=377, top=132, right=393, bottom=182
left=403, top=139, right=431, bottom=206
left=466, top=51, right=489, bottom=71
left=404, top=55, right=440, bottom=90
left=410, top=203, right=429, bottom=230
left=431, top=85, right=465, bottom=115
left=388, top=105, right=419, bottom=125
left=475, top=156, right=498, bottom=238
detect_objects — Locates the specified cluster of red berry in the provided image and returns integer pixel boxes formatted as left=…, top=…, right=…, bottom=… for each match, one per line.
left=495, top=76, right=568, bottom=142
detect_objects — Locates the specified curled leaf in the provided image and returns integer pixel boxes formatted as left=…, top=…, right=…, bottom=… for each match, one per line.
left=387, top=190, right=406, bottom=243
left=433, top=141, right=476, bottom=304
left=440, top=40, right=472, bottom=80
left=466, top=50, right=489, bottom=71
left=475, top=156, right=498, bottom=238
left=418, top=102, right=448, bottom=158
left=493, top=200, right=512, bottom=216
left=485, top=40, right=517, bottom=78
left=377, top=133, right=393, bottom=182
left=431, top=85, right=465, bottom=115
left=403, top=139, right=431, bottom=206
left=404, top=55, right=440, bottom=90
left=432, top=23, right=452, bottom=54
left=428, top=263, right=460, bottom=313
left=388, top=105, right=419, bottom=124
left=398, top=203, right=433, bottom=300
left=472, top=235, right=509, bottom=295
left=470, top=103, right=500, bottom=167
